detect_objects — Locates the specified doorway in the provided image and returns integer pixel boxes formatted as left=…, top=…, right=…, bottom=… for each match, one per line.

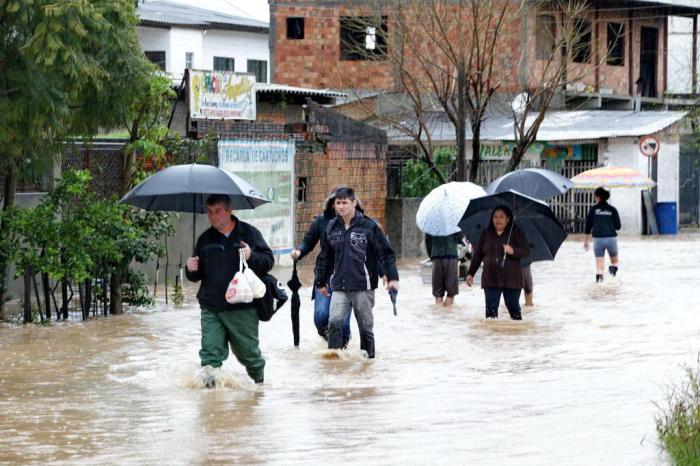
left=639, top=27, right=658, bottom=98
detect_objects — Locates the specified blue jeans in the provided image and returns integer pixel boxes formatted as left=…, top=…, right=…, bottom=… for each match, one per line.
left=484, top=288, right=522, bottom=320
left=314, top=287, right=351, bottom=342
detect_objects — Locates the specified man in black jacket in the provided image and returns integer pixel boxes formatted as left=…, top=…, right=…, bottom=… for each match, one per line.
left=316, top=187, right=399, bottom=358
left=186, top=194, right=273, bottom=386
left=291, top=192, right=352, bottom=344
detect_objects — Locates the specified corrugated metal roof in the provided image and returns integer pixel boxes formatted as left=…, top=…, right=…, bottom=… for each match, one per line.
left=385, top=110, right=687, bottom=142
left=631, top=0, right=700, bottom=9
left=256, top=83, right=347, bottom=98
left=138, top=0, right=268, bottom=32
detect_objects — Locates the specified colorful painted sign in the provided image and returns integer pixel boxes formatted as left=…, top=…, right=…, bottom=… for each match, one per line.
left=218, top=139, right=295, bottom=264
left=189, top=70, right=256, bottom=120
left=480, top=142, right=545, bottom=160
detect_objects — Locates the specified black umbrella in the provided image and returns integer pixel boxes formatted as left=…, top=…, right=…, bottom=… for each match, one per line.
left=287, top=260, right=302, bottom=347
left=458, top=190, right=567, bottom=264
left=120, top=164, right=269, bottom=249
left=486, top=168, right=573, bottom=201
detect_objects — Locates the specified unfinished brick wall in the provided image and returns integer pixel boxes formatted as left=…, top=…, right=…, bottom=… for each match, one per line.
left=294, top=140, right=387, bottom=266
left=271, top=3, right=396, bottom=91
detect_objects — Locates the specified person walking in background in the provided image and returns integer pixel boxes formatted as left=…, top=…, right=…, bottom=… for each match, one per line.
left=186, top=194, right=273, bottom=387
left=466, top=206, right=530, bottom=320
left=290, top=191, right=352, bottom=347
left=584, top=187, right=621, bottom=283
left=316, top=187, right=399, bottom=358
left=425, top=232, right=464, bottom=306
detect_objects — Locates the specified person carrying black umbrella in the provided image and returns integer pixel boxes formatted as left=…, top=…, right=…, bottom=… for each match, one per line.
left=466, top=206, right=530, bottom=320
left=186, top=194, right=273, bottom=387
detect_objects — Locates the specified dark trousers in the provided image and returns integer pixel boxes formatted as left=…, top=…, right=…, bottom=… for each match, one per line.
left=484, top=288, right=522, bottom=320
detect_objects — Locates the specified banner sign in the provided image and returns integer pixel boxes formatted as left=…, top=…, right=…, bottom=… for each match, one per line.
left=189, top=70, right=256, bottom=120
left=480, top=142, right=545, bottom=160
left=218, top=139, right=295, bottom=263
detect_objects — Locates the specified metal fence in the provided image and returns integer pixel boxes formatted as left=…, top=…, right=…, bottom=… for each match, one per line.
left=387, top=154, right=598, bottom=233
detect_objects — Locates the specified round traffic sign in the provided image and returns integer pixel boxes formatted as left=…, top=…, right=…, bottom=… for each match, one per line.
left=639, top=135, right=660, bottom=157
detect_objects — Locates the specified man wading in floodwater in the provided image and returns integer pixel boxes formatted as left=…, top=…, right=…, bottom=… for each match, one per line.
left=316, top=187, right=399, bottom=358
left=186, top=194, right=273, bottom=387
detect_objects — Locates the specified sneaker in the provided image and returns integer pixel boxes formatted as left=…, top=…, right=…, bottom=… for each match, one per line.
left=608, top=265, right=618, bottom=276
left=596, top=274, right=604, bottom=283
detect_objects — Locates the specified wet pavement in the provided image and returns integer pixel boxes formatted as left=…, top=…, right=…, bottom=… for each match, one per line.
left=1, top=235, right=699, bottom=465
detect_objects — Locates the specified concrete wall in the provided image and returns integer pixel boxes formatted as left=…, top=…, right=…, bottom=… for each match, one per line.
left=170, top=28, right=203, bottom=74
left=136, top=26, right=270, bottom=82
left=202, top=30, right=270, bottom=81
left=385, top=198, right=424, bottom=258
left=136, top=26, right=171, bottom=69
left=603, top=130, right=680, bottom=234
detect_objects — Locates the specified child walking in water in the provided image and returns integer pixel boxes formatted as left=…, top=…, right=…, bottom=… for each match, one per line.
left=584, top=187, right=622, bottom=282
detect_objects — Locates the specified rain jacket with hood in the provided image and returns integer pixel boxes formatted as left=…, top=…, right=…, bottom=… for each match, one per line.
left=316, top=212, right=399, bottom=291
left=466, top=206, right=530, bottom=290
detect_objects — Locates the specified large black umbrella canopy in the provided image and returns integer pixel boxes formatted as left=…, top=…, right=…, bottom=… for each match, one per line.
left=486, top=168, right=573, bottom=201
left=120, top=163, right=269, bottom=249
left=458, top=190, right=567, bottom=264
left=121, top=163, right=269, bottom=212
left=287, top=261, right=302, bottom=347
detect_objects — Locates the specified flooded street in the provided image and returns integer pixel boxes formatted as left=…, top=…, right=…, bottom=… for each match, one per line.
left=1, top=235, right=699, bottom=465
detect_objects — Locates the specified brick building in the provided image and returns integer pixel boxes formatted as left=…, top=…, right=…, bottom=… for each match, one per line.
left=270, top=0, right=700, bottom=235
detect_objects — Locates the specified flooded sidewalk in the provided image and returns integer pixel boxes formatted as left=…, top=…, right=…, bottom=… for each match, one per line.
left=1, top=235, right=699, bottom=465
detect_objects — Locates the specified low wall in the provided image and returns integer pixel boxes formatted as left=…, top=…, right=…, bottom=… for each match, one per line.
left=385, top=197, right=425, bottom=258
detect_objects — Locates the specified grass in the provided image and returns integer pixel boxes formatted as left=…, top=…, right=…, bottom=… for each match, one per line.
left=656, top=360, right=700, bottom=465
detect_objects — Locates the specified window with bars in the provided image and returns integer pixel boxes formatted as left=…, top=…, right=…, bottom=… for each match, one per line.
left=247, top=59, right=268, bottom=83
left=213, top=56, right=235, bottom=71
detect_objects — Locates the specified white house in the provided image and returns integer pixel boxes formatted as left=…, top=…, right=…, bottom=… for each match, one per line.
left=136, top=0, right=270, bottom=84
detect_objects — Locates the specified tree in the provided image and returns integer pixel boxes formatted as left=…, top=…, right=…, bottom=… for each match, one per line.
left=504, top=0, right=598, bottom=171
left=1, top=170, right=172, bottom=322
left=335, top=0, right=515, bottom=182
left=0, top=0, right=157, bottom=311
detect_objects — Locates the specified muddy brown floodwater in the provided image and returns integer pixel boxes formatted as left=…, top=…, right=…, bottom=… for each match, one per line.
left=1, top=235, right=699, bottom=465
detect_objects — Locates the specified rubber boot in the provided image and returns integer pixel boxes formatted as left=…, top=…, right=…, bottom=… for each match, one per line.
left=596, top=274, right=603, bottom=283
left=609, top=265, right=618, bottom=276
left=524, top=292, right=533, bottom=306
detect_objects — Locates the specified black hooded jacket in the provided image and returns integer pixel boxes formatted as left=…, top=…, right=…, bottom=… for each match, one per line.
left=585, top=201, right=621, bottom=238
left=186, top=216, right=274, bottom=312
left=315, top=212, right=398, bottom=291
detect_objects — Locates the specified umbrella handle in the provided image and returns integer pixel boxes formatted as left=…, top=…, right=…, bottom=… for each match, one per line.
left=501, top=221, right=515, bottom=268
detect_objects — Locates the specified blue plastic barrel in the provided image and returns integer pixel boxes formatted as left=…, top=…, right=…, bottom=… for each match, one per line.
left=655, top=202, right=678, bottom=235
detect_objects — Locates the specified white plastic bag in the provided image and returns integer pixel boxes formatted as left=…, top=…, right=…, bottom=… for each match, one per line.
left=241, top=249, right=267, bottom=299
left=225, top=250, right=254, bottom=304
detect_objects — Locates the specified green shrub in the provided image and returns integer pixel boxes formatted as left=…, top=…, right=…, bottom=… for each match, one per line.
left=400, top=147, right=455, bottom=197
left=656, top=362, right=700, bottom=465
